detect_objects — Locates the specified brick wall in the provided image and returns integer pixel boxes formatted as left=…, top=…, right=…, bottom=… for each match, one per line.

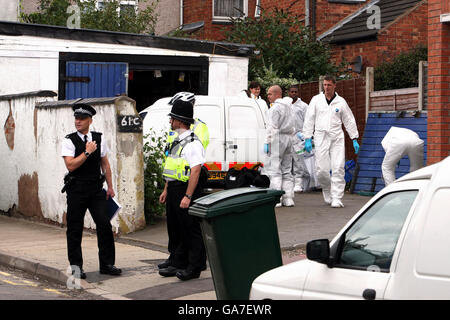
left=330, top=1, right=428, bottom=70
left=21, top=0, right=40, bottom=14
left=427, top=0, right=450, bottom=164
left=182, top=0, right=249, bottom=40
left=183, top=0, right=367, bottom=41
left=259, top=0, right=365, bottom=35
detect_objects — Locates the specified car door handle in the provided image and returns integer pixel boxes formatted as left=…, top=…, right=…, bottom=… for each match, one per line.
left=362, top=289, right=376, bottom=300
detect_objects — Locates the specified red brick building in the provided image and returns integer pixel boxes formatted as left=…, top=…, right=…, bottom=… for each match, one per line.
left=182, top=0, right=428, bottom=70
left=427, top=0, right=450, bottom=164
left=319, top=0, right=428, bottom=70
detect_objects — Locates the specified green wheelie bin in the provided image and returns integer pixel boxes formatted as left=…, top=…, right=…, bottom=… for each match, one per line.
left=189, top=187, right=284, bottom=300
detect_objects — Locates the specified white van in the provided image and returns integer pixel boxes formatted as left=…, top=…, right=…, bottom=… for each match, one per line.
left=250, top=156, right=450, bottom=300
left=140, top=96, right=268, bottom=186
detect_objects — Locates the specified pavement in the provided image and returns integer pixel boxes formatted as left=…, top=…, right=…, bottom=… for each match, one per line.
left=0, top=190, right=371, bottom=300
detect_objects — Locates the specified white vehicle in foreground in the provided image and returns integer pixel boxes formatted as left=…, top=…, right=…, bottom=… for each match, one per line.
left=251, top=156, right=450, bottom=300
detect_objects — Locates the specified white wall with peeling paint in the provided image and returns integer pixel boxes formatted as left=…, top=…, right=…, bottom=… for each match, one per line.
left=0, top=94, right=145, bottom=234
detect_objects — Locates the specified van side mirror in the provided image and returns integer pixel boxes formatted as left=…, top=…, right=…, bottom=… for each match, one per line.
left=306, top=239, right=332, bottom=267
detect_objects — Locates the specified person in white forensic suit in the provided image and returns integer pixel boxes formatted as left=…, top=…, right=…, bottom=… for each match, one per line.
left=381, top=126, right=424, bottom=186
left=303, top=75, right=360, bottom=208
left=264, top=85, right=296, bottom=207
left=288, top=84, right=310, bottom=192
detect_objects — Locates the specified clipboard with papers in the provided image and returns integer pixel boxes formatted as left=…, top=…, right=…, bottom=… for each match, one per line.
left=103, top=189, right=122, bottom=221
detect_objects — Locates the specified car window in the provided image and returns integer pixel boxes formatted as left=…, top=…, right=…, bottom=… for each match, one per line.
left=338, top=190, right=418, bottom=272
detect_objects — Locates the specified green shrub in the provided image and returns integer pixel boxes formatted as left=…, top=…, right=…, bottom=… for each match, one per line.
left=20, top=0, right=158, bottom=34
left=253, top=64, right=299, bottom=95
left=143, top=131, right=167, bottom=224
left=374, top=46, right=428, bottom=91
left=225, top=7, right=345, bottom=82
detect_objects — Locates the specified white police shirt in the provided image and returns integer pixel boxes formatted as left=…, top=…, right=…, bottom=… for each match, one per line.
left=61, top=131, right=108, bottom=158
left=165, top=129, right=205, bottom=182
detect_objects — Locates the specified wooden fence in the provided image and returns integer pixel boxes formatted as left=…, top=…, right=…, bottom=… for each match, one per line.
left=369, top=87, right=419, bottom=111
left=366, top=61, right=428, bottom=113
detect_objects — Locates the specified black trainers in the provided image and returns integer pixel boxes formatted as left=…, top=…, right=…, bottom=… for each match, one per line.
left=159, top=266, right=181, bottom=277
left=100, top=265, right=122, bottom=276
left=176, top=269, right=201, bottom=281
left=158, top=259, right=172, bottom=269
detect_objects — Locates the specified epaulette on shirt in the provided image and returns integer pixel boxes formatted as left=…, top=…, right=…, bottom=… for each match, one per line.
left=65, top=132, right=78, bottom=139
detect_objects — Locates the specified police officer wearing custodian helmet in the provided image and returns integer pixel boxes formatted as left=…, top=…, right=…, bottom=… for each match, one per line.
left=158, top=99, right=207, bottom=281
left=61, top=103, right=121, bottom=279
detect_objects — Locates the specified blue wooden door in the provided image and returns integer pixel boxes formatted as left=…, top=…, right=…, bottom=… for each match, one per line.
left=65, top=62, right=128, bottom=99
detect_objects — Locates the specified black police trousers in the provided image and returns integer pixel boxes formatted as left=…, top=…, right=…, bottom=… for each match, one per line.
left=166, top=180, right=206, bottom=271
left=66, top=181, right=115, bottom=270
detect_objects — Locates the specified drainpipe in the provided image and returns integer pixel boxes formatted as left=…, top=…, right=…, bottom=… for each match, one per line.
left=311, top=0, right=316, bottom=32
left=305, top=0, right=310, bottom=27
left=180, top=0, right=183, bottom=27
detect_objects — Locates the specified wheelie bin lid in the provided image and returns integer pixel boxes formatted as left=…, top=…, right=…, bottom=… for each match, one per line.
left=189, top=187, right=284, bottom=218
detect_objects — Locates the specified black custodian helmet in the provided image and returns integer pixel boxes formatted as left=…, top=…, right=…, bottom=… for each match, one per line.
left=168, top=100, right=195, bottom=124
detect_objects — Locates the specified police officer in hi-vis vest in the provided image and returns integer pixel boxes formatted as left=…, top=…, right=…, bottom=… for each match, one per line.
left=158, top=97, right=207, bottom=281
left=61, top=103, right=121, bottom=279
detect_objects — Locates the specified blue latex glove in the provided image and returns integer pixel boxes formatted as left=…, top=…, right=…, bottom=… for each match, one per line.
left=264, top=143, right=270, bottom=154
left=353, top=139, right=360, bottom=154
left=296, top=132, right=304, bottom=140
left=305, top=139, right=312, bottom=153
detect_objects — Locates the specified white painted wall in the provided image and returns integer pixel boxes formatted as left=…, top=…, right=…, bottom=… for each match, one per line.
left=0, top=94, right=145, bottom=234
left=209, top=56, right=249, bottom=96
left=0, top=35, right=249, bottom=96
left=0, top=0, right=18, bottom=22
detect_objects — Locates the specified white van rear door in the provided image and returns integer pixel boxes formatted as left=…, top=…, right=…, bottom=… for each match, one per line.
left=224, top=97, right=266, bottom=166
left=194, top=97, right=226, bottom=165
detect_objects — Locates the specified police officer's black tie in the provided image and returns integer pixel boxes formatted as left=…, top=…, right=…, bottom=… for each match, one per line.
left=84, top=135, right=88, bottom=144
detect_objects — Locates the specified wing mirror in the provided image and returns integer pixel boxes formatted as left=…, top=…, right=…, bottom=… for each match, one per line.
left=306, top=239, right=333, bottom=267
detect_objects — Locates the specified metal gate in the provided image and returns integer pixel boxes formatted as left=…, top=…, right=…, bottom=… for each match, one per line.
left=65, top=62, right=128, bottom=99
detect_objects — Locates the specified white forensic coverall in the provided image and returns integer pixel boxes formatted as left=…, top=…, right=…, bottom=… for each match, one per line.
left=381, top=126, right=424, bottom=186
left=265, top=97, right=296, bottom=206
left=303, top=92, right=359, bottom=204
left=291, top=98, right=310, bottom=192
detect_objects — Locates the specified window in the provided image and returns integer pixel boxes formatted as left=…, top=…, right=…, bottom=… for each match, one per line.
left=96, top=1, right=137, bottom=14
left=254, top=0, right=261, bottom=18
left=119, top=1, right=137, bottom=15
left=338, top=190, right=418, bottom=271
left=328, top=0, right=366, bottom=3
left=213, top=0, right=248, bottom=22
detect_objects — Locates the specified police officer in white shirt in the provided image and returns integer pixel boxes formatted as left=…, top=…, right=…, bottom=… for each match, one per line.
left=61, top=103, right=121, bottom=279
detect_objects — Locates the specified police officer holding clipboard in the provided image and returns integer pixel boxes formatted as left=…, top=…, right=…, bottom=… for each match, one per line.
left=61, top=103, right=121, bottom=279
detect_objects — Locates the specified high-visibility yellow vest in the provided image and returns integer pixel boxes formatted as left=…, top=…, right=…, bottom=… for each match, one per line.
left=163, top=133, right=200, bottom=182
left=166, top=118, right=209, bottom=150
